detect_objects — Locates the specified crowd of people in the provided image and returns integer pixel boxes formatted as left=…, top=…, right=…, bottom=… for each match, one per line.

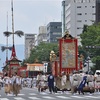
left=2, top=72, right=22, bottom=96
left=36, top=71, right=100, bottom=95
left=0, top=70, right=100, bottom=96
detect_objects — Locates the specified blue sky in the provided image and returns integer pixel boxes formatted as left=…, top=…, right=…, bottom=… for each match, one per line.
left=0, top=0, right=62, bottom=45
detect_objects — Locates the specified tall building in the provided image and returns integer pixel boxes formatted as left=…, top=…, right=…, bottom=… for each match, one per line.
left=96, top=0, right=100, bottom=23
left=47, top=22, right=62, bottom=43
left=37, top=26, right=47, bottom=45
left=25, top=34, right=36, bottom=59
left=39, top=26, right=47, bottom=34
left=62, top=0, right=96, bottom=37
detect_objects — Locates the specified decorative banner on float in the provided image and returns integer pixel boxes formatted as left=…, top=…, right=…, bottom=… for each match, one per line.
left=59, top=39, right=78, bottom=73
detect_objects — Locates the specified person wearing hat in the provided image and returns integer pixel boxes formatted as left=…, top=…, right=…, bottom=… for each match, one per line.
left=12, top=72, right=19, bottom=96
left=94, top=72, right=100, bottom=92
left=36, top=72, right=42, bottom=92
left=61, top=71, right=67, bottom=93
left=86, top=72, right=95, bottom=94
left=3, top=73, right=10, bottom=95
left=71, top=71, right=79, bottom=94
left=16, top=76, right=22, bottom=94
left=78, top=70, right=85, bottom=86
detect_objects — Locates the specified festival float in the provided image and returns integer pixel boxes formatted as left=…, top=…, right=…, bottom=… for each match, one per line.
left=51, top=31, right=83, bottom=76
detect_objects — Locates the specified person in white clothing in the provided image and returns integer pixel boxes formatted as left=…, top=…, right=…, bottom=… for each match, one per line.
left=16, top=76, right=22, bottom=93
left=12, top=72, right=19, bottom=96
left=95, top=72, right=100, bottom=92
left=61, top=71, right=67, bottom=92
left=4, top=73, right=10, bottom=95
left=36, top=72, right=42, bottom=92
left=71, top=71, right=79, bottom=94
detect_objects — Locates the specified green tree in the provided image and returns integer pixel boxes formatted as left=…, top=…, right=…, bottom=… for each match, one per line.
left=27, top=42, right=58, bottom=63
left=82, top=25, right=88, bottom=33
left=80, top=23, right=100, bottom=71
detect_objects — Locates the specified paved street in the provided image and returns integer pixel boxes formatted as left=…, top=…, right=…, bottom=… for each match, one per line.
left=0, top=87, right=100, bottom=100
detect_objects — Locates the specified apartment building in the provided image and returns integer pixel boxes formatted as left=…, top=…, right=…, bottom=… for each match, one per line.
left=62, top=0, right=96, bottom=37
left=37, top=26, right=47, bottom=45
left=25, top=34, right=36, bottom=59
left=96, top=0, right=100, bottom=23
left=47, top=22, right=62, bottom=43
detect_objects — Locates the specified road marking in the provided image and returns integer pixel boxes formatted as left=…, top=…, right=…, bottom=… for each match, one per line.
left=14, top=97, right=25, bottom=100
left=29, top=93, right=37, bottom=95
left=40, top=92, right=48, bottom=95
left=42, top=96, right=55, bottom=99
left=84, top=96, right=100, bottom=99
left=6, top=94, right=13, bottom=96
left=71, top=96, right=85, bottom=99
left=56, top=96, right=71, bottom=99
left=18, top=94, right=25, bottom=96
left=0, top=98, right=9, bottom=100
left=29, top=97, right=40, bottom=99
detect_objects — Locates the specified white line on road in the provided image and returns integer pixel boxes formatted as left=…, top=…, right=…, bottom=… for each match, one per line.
left=42, top=96, right=55, bottom=99
left=0, top=98, right=9, bottom=100
left=40, top=92, right=48, bottom=95
left=29, top=97, right=40, bottom=99
left=29, top=93, right=37, bottom=95
left=71, top=96, right=86, bottom=99
left=84, top=96, right=100, bottom=99
left=14, top=97, right=25, bottom=100
left=18, top=94, right=25, bottom=96
left=56, top=96, right=71, bottom=99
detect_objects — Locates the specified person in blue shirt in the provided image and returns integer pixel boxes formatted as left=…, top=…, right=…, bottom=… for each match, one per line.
left=48, top=72, right=55, bottom=94
left=77, top=75, right=87, bottom=94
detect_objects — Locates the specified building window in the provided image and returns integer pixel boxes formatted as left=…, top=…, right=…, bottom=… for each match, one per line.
left=47, top=27, right=49, bottom=30
left=85, top=13, right=87, bottom=15
left=85, top=20, right=87, bottom=22
left=77, top=6, right=81, bottom=8
left=77, top=20, right=82, bottom=22
left=90, top=20, right=95, bottom=23
left=55, top=26, right=58, bottom=29
left=53, top=32, right=61, bottom=35
left=92, top=13, right=95, bottom=15
left=83, top=0, right=90, bottom=2
left=76, top=0, right=81, bottom=3
left=77, top=13, right=82, bottom=15
left=77, top=27, right=82, bottom=29
left=57, top=26, right=61, bottom=28
left=92, top=6, right=95, bottom=8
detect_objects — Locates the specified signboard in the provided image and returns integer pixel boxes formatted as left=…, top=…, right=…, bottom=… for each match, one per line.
left=35, top=66, right=39, bottom=71
left=59, top=38, right=78, bottom=73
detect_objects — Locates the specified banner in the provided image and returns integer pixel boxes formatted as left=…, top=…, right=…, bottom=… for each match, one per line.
left=59, top=39, right=78, bottom=73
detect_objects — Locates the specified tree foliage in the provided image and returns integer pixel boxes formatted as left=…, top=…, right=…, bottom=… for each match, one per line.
left=81, top=24, right=100, bottom=48
left=27, top=42, right=58, bottom=63
left=80, top=23, right=100, bottom=70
